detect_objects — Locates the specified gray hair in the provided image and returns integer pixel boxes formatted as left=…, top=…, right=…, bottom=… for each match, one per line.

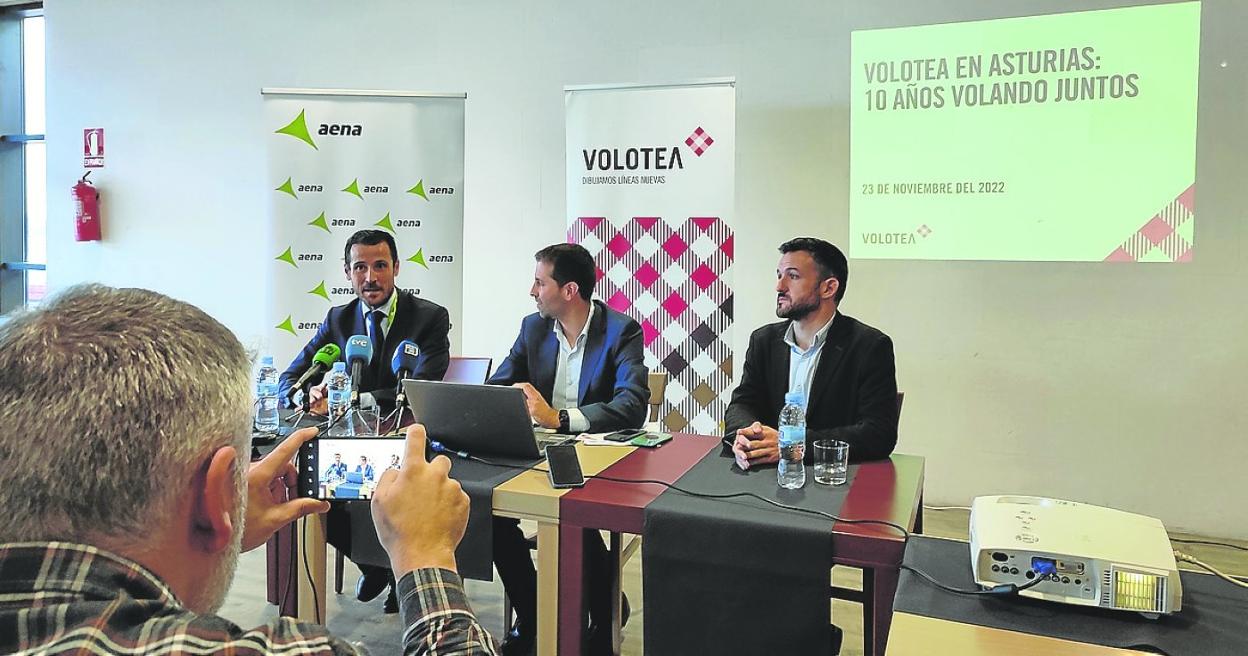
left=0, top=284, right=252, bottom=544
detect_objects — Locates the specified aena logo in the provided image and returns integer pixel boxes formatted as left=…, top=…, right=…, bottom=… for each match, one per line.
left=317, top=123, right=363, bottom=136
left=274, top=109, right=364, bottom=149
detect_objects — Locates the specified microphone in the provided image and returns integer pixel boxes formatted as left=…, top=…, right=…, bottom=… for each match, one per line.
left=287, top=344, right=341, bottom=401
left=344, top=335, right=373, bottom=407
left=391, top=340, right=421, bottom=408
left=391, top=340, right=420, bottom=384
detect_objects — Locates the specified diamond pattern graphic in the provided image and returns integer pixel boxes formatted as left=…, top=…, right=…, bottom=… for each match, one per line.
left=690, top=352, right=717, bottom=377
left=662, top=291, right=688, bottom=319
left=661, top=319, right=689, bottom=346
left=640, top=318, right=660, bottom=347
left=690, top=233, right=718, bottom=260
left=633, top=232, right=660, bottom=258
left=1139, top=216, right=1173, bottom=245
left=690, top=382, right=717, bottom=407
left=570, top=217, right=734, bottom=434
left=635, top=262, right=660, bottom=289
left=662, top=233, right=689, bottom=260
left=633, top=290, right=660, bottom=317
left=690, top=322, right=717, bottom=349
left=662, top=350, right=690, bottom=377
left=690, top=293, right=719, bottom=320
left=690, top=263, right=718, bottom=290
left=607, top=261, right=632, bottom=287
left=1104, top=184, right=1194, bottom=262
left=661, top=261, right=688, bottom=290
left=607, top=232, right=631, bottom=258
left=579, top=230, right=604, bottom=257
left=606, top=291, right=631, bottom=313
left=684, top=127, right=715, bottom=157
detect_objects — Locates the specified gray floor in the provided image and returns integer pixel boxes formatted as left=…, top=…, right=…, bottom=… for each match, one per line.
left=218, top=513, right=1248, bottom=655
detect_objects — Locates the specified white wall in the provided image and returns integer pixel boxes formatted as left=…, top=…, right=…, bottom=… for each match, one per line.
left=44, top=0, right=1248, bottom=538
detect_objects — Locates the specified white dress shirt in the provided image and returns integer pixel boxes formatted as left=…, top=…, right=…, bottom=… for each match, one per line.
left=356, top=290, right=398, bottom=409
left=784, top=312, right=836, bottom=417
left=360, top=290, right=398, bottom=342
left=550, top=302, right=595, bottom=433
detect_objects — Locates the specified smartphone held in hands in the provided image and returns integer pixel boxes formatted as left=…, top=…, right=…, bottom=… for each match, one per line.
left=299, top=436, right=407, bottom=500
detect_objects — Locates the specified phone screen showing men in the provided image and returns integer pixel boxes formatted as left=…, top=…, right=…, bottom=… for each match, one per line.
left=299, top=437, right=406, bottom=500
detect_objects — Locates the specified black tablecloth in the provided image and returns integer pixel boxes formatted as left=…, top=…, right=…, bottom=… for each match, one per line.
left=895, top=535, right=1248, bottom=656
left=263, top=412, right=537, bottom=581
left=345, top=455, right=538, bottom=581
left=641, top=450, right=857, bottom=656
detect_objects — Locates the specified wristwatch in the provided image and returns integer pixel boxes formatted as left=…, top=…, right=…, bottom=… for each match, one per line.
left=558, top=409, right=570, bottom=434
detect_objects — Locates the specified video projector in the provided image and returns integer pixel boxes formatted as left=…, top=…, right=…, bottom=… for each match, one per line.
left=970, top=495, right=1181, bottom=617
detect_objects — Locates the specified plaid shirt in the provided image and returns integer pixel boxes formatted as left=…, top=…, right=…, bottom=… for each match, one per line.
left=0, top=542, right=498, bottom=655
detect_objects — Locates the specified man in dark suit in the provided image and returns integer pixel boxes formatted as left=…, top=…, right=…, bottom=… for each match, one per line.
left=487, top=243, right=648, bottom=656
left=323, top=453, right=347, bottom=482
left=726, top=237, right=898, bottom=468
left=279, top=229, right=450, bottom=413
left=280, top=229, right=451, bottom=613
left=356, top=456, right=375, bottom=482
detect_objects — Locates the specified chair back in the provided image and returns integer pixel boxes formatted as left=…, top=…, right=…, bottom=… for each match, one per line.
left=443, top=357, right=493, bottom=384
left=647, top=371, right=669, bottom=422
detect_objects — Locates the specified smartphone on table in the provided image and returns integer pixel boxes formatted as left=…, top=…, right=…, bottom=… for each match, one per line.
left=544, top=443, right=586, bottom=489
left=603, top=428, right=646, bottom=442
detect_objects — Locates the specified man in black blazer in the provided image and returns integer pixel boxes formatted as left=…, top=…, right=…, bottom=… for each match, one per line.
left=279, top=229, right=451, bottom=613
left=279, top=230, right=450, bottom=412
left=726, top=237, right=898, bottom=468
left=487, top=243, right=648, bottom=656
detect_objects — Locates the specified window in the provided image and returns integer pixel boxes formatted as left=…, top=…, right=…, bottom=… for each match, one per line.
left=1, top=5, right=45, bottom=314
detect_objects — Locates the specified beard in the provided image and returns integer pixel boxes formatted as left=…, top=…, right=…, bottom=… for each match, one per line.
left=776, top=294, right=820, bottom=321
left=185, top=494, right=245, bottom=615
left=534, top=296, right=557, bottom=320
left=190, top=536, right=240, bottom=615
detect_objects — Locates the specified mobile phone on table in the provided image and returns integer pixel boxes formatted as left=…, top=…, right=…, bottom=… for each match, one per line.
left=631, top=432, right=672, bottom=448
left=298, top=436, right=407, bottom=500
left=604, top=428, right=646, bottom=442
left=544, top=443, right=586, bottom=488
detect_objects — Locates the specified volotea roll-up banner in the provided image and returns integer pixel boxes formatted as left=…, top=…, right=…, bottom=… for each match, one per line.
left=566, top=80, right=735, bottom=435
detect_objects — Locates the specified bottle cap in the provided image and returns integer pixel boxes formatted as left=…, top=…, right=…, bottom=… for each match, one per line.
left=261, top=355, right=274, bottom=366
left=784, top=391, right=805, bottom=405
left=333, top=361, right=346, bottom=372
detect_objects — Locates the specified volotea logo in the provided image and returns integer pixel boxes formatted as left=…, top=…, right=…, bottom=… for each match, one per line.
left=684, top=126, right=714, bottom=156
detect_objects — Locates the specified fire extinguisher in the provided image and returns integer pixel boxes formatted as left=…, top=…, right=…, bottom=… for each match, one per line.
left=73, top=171, right=102, bottom=242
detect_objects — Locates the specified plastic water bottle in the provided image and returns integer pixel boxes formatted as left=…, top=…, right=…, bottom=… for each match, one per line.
left=326, top=361, right=353, bottom=436
left=254, top=356, right=280, bottom=432
left=778, top=391, right=807, bottom=489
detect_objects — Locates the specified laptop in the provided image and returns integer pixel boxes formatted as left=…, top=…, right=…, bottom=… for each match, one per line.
left=401, top=380, right=568, bottom=459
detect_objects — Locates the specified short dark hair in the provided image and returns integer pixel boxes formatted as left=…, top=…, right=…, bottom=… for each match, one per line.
left=343, top=230, right=398, bottom=266
left=779, top=237, right=848, bottom=302
left=535, top=243, right=596, bottom=301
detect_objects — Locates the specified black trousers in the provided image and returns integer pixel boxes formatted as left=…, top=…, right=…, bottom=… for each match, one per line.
left=493, top=516, right=613, bottom=632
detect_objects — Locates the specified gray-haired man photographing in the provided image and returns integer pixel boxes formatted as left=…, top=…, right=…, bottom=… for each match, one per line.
left=0, top=284, right=497, bottom=655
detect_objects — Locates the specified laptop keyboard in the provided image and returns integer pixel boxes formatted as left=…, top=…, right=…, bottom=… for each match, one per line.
left=534, top=431, right=573, bottom=454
